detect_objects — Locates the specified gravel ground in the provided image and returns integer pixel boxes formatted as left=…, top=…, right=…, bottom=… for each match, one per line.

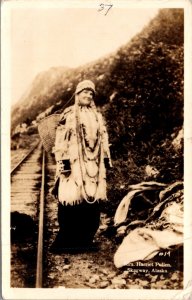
left=43, top=212, right=183, bottom=289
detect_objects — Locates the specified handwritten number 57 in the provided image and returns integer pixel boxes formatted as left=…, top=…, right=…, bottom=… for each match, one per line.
left=98, top=4, right=113, bottom=16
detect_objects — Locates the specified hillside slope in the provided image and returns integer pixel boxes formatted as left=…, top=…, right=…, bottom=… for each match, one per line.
left=11, top=9, right=183, bottom=127
left=11, top=9, right=184, bottom=210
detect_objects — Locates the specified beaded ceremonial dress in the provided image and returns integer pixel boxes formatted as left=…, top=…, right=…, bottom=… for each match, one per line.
left=53, top=103, right=111, bottom=206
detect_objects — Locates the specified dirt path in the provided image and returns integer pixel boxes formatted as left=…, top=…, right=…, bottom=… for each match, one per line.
left=44, top=211, right=183, bottom=289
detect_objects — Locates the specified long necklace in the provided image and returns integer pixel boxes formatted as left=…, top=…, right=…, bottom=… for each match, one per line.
left=75, top=104, right=102, bottom=203
left=80, top=124, right=101, bottom=162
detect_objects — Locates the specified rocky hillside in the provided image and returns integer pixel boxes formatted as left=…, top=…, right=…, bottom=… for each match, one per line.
left=11, top=8, right=184, bottom=211
left=104, top=8, right=184, bottom=205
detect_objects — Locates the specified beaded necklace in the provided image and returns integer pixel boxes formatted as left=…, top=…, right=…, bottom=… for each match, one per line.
left=75, top=100, right=102, bottom=203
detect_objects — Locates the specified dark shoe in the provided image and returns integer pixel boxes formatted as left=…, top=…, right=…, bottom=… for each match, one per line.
left=50, top=243, right=83, bottom=254
left=49, top=244, right=65, bottom=254
left=79, top=242, right=100, bottom=252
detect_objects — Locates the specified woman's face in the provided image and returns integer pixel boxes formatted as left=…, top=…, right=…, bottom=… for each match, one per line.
left=78, top=89, right=94, bottom=106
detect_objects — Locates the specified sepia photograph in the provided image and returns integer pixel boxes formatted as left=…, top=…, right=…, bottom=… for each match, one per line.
left=1, top=0, right=192, bottom=299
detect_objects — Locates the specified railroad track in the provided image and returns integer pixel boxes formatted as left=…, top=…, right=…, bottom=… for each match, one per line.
left=11, top=141, right=42, bottom=217
left=11, top=142, right=65, bottom=288
left=11, top=141, right=42, bottom=286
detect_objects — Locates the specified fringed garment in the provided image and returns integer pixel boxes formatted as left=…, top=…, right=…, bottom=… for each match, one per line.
left=51, top=102, right=111, bottom=251
left=53, top=104, right=111, bottom=205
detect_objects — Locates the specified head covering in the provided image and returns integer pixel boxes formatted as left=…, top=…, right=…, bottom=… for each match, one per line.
left=75, top=80, right=96, bottom=96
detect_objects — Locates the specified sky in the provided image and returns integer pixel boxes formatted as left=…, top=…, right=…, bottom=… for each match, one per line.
left=9, top=6, right=159, bottom=105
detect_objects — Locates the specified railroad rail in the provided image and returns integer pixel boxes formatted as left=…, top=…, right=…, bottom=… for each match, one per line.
left=11, top=142, right=59, bottom=288
left=11, top=142, right=46, bottom=287
left=35, top=149, right=45, bottom=288
left=11, top=141, right=40, bottom=175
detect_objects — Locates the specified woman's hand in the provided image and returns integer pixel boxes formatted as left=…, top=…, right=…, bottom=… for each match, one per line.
left=57, top=160, right=71, bottom=175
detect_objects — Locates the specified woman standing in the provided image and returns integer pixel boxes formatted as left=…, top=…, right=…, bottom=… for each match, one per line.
left=51, top=80, right=112, bottom=253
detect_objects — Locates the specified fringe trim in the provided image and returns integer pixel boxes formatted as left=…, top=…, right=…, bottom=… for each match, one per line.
left=58, top=198, right=105, bottom=206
